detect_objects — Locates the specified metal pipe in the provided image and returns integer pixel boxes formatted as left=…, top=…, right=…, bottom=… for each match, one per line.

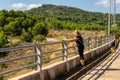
left=113, top=0, right=116, bottom=27
left=108, top=0, right=111, bottom=35
left=0, top=54, right=36, bottom=64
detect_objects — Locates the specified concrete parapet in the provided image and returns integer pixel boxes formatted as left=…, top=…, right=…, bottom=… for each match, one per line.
left=9, top=40, right=115, bottom=80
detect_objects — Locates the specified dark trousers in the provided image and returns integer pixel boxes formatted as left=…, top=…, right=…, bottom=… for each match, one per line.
left=78, top=46, right=84, bottom=60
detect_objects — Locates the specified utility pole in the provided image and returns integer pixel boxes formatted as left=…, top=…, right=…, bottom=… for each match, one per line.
left=113, top=0, right=116, bottom=27
left=108, top=0, right=111, bottom=35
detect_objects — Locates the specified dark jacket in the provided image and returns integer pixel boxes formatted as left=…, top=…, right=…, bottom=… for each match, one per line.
left=76, top=35, right=84, bottom=49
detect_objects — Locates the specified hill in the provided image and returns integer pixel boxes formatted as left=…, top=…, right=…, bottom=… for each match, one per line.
left=26, top=4, right=113, bottom=26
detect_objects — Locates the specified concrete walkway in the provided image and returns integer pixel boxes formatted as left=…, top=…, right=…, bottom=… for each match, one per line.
left=78, top=44, right=120, bottom=80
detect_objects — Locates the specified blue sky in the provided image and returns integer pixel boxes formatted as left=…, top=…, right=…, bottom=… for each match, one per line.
left=0, top=0, right=120, bottom=13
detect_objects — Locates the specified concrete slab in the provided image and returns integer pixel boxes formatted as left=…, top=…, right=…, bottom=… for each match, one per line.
left=98, top=53, right=120, bottom=80
left=79, top=44, right=120, bottom=80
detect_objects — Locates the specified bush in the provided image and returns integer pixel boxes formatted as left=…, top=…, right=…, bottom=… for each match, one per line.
left=110, top=27, right=120, bottom=37
left=21, top=29, right=33, bottom=42
left=33, top=35, right=46, bottom=42
left=0, top=63, right=7, bottom=68
left=32, top=23, right=48, bottom=36
left=0, top=30, right=8, bottom=48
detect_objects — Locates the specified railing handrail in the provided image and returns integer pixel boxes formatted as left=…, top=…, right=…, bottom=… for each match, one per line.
left=0, top=35, right=115, bottom=76
left=0, top=44, right=37, bottom=52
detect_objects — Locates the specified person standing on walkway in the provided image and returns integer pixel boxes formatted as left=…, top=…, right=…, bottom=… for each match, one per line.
left=71, top=30, right=85, bottom=67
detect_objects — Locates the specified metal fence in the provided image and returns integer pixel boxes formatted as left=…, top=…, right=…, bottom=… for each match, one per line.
left=0, top=35, right=115, bottom=76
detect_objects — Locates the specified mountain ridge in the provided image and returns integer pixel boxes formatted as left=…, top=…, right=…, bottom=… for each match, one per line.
left=25, top=4, right=111, bottom=26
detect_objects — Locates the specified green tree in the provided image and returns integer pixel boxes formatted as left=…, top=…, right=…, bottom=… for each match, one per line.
left=0, top=28, right=8, bottom=47
left=0, top=10, right=7, bottom=26
left=21, top=29, right=33, bottom=42
left=4, top=21, right=21, bottom=35
left=6, top=17, right=14, bottom=24
left=32, top=22, right=48, bottom=36
left=22, top=18, right=34, bottom=31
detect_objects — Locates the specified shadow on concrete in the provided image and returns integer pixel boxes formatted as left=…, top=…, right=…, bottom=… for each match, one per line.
left=78, top=49, right=120, bottom=80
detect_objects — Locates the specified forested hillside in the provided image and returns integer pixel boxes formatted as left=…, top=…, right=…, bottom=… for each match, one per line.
left=26, top=4, right=120, bottom=27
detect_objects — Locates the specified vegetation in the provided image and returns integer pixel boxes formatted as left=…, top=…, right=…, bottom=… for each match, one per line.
left=0, top=28, right=8, bottom=48
left=33, top=35, right=46, bottom=42
left=26, top=4, right=120, bottom=36
left=111, top=26, right=120, bottom=37
left=0, top=4, right=119, bottom=79
left=0, top=76, right=4, bottom=80
left=21, top=29, right=33, bottom=42
left=0, top=4, right=120, bottom=47
left=0, top=9, right=49, bottom=46
left=0, top=63, right=7, bottom=68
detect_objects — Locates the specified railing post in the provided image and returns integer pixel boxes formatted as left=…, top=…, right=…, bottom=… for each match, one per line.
left=99, top=36, right=101, bottom=46
left=62, top=40, right=68, bottom=61
left=84, top=39, right=87, bottom=51
left=100, top=36, right=102, bottom=46
left=88, top=37, right=92, bottom=51
left=34, top=44, right=42, bottom=71
left=113, top=35, right=115, bottom=41
left=107, top=35, right=109, bottom=43
left=87, top=38, right=89, bottom=51
left=105, top=35, right=108, bottom=43
left=108, top=35, right=110, bottom=42
left=110, top=35, right=112, bottom=41
left=103, top=36, right=105, bottom=44
left=94, top=36, right=97, bottom=48
left=96, top=37, right=99, bottom=47
left=101, top=36, right=104, bottom=45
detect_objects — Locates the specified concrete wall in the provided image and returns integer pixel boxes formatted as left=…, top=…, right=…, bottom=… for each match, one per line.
left=9, top=40, right=115, bottom=80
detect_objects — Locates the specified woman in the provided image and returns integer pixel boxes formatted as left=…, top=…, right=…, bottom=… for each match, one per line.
left=71, top=30, right=85, bottom=67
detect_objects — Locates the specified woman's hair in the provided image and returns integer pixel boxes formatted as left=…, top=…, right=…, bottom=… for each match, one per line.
left=75, top=30, right=80, bottom=35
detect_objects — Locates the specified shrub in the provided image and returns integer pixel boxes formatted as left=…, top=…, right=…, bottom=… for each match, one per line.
left=0, top=30, right=8, bottom=48
left=110, top=27, right=120, bottom=37
left=32, top=23, right=48, bottom=36
left=33, top=35, right=46, bottom=42
left=0, top=63, right=7, bottom=68
left=21, top=29, right=33, bottom=42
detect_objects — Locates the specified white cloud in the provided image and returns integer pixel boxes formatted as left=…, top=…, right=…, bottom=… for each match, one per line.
left=11, top=3, right=26, bottom=9
left=95, top=0, right=109, bottom=7
left=27, top=4, right=42, bottom=10
left=11, top=3, right=42, bottom=10
left=95, top=0, right=120, bottom=7
left=116, top=0, right=120, bottom=4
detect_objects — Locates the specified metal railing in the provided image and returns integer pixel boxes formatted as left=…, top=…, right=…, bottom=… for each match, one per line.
left=0, top=35, right=115, bottom=76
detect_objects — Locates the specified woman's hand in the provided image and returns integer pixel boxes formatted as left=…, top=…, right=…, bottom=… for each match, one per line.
left=65, top=37, right=78, bottom=42
left=71, top=38, right=79, bottom=41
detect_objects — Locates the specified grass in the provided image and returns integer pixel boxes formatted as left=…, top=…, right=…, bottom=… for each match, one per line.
left=47, top=30, right=106, bottom=41
left=0, top=63, right=8, bottom=68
